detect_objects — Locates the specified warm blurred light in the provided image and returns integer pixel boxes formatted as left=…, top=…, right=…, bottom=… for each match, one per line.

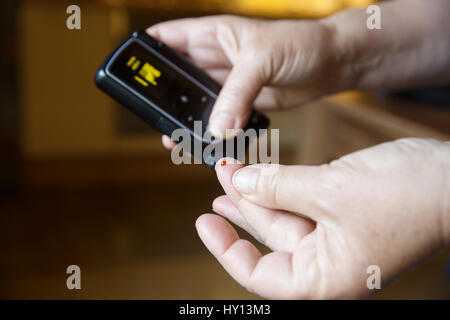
left=227, top=0, right=378, bottom=17
left=230, top=0, right=343, bottom=17
left=98, top=0, right=378, bottom=17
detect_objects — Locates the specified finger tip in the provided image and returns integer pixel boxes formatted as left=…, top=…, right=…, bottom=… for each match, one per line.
left=195, top=214, right=216, bottom=243
left=208, top=126, right=224, bottom=141
left=212, top=196, right=223, bottom=213
left=195, top=213, right=211, bottom=230
left=214, top=158, right=245, bottom=200
left=215, top=157, right=242, bottom=173
left=145, top=26, right=159, bottom=38
left=195, top=213, right=239, bottom=256
left=162, top=135, right=176, bottom=150
left=212, top=195, right=233, bottom=214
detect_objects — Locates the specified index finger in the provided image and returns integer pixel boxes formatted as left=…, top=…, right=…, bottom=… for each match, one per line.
left=146, top=17, right=216, bottom=54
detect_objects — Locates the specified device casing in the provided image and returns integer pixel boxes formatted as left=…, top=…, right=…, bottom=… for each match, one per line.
left=95, top=30, right=269, bottom=167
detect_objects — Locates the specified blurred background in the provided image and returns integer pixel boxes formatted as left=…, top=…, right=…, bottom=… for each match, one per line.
left=0, top=0, right=449, bottom=299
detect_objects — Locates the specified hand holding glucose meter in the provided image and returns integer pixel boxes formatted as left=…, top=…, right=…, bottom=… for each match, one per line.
left=95, top=30, right=269, bottom=167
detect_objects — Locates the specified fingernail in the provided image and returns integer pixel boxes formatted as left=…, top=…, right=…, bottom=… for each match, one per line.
left=232, top=167, right=259, bottom=194
left=209, top=112, right=235, bottom=139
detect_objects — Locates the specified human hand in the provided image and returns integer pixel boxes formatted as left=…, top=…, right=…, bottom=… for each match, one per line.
left=195, top=138, right=450, bottom=299
left=147, top=15, right=344, bottom=144
left=151, top=0, right=450, bottom=148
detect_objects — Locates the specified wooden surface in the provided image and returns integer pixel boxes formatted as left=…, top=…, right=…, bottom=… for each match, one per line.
left=1, top=175, right=449, bottom=299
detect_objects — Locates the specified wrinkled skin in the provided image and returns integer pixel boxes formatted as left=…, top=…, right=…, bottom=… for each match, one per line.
left=148, top=15, right=344, bottom=140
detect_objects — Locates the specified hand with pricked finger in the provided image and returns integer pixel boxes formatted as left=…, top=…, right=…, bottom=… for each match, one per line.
left=195, top=138, right=450, bottom=299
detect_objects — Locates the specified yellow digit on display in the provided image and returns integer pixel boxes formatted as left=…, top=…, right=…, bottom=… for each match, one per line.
left=126, top=56, right=136, bottom=67
left=126, top=56, right=161, bottom=87
left=138, top=62, right=161, bottom=86
left=131, top=61, right=140, bottom=71
left=134, top=76, right=148, bottom=87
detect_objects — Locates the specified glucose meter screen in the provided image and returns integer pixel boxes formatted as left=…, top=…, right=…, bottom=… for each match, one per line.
left=109, top=40, right=214, bottom=132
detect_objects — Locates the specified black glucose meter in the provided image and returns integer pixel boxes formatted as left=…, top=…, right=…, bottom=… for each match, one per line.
left=95, top=30, right=269, bottom=167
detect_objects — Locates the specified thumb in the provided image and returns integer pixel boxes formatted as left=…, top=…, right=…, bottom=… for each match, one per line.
left=208, top=51, right=267, bottom=139
left=231, top=164, right=333, bottom=222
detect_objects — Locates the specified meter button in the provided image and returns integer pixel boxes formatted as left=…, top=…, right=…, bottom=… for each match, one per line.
left=180, top=95, right=189, bottom=103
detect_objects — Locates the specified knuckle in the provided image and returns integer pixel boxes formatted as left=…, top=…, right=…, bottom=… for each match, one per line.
left=392, top=137, right=428, bottom=150
left=242, top=42, right=271, bottom=67
left=258, top=165, right=286, bottom=206
left=216, top=88, right=248, bottom=117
